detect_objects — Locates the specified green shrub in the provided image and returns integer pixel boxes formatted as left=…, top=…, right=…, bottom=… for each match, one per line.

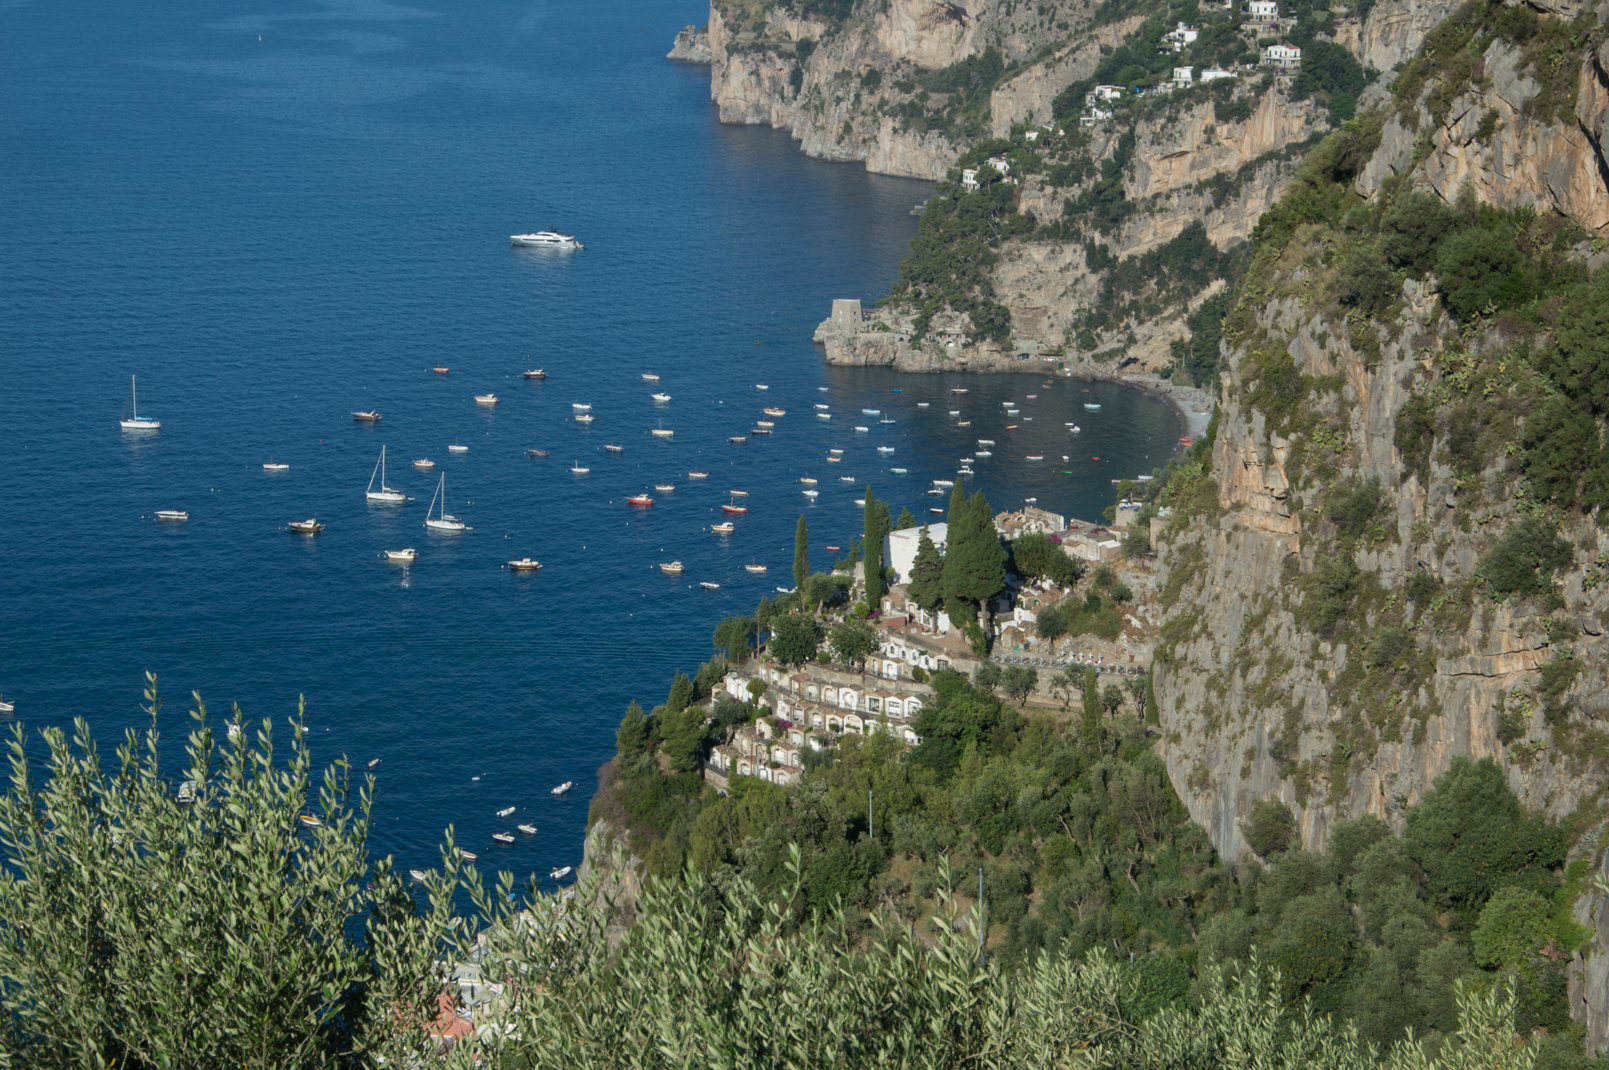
left=1482, top=517, right=1574, bottom=596
left=1435, top=226, right=1528, bottom=319
left=1472, top=885, right=1551, bottom=967
left=1243, top=798, right=1298, bottom=857
left=1327, top=478, right=1384, bottom=541
left=1380, top=191, right=1460, bottom=274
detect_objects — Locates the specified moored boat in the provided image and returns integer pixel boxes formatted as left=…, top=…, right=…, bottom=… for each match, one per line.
left=1026, top=454, right=1044, bottom=461
left=414, top=458, right=435, bottom=469
left=688, top=471, right=708, bottom=479
left=385, top=548, right=417, bottom=563
left=800, top=476, right=817, bottom=484
left=518, top=823, right=538, bottom=835
left=575, top=413, right=594, bottom=423
left=660, top=561, right=684, bottom=573
left=651, top=392, right=671, bottom=402
left=460, top=850, right=477, bottom=861
left=756, top=384, right=769, bottom=390
left=367, top=446, right=406, bottom=503
left=1085, top=403, right=1102, bottom=410
left=119, top=375, right=160, bottom=431
left=763, top=407, right=785, bottom=416
left=651, top=421, right=673, bottom=437
left=289, top=519, right=324, bottom=533
left=510, top=231, right=582, bottom=249
left=551, top=781, right=573, bottom=796
left=528, top=448, right=550, bottom=457
left=522, top=368, right=546, bottom=379
left=641, top=373, right=659, bottom=381
left=605, top=443, right=624, bottom=453
left=745, top=561, right=767, bottom=573
left=263, top=459, right=289, bottom=472
left=699, top=581, right=720, bottom=590
left=492, top=832, right=516, bottom=844
left=654, top=483, right=675, bottom=491
left=155, top=510, right=189, bottom=522
left=551, top=866, right=573, bottom=880
left=728, top=435, right=747, bottom=443
left=497, top=806, right=516, bottom=818
left=299, top=813, right=322, bottom=828
left=803, top=489, right=818, bottom=497
left=711, top=522, right=734, bottom=534
left=508, top=558, right=541, bottom=571
left=352, top=410, right=381, bottom=422
left=474, top=394, right=498, bottom=406
left=409, top=869, right=428, bottom=882
left=448, top=443, right=468, bottom=453
left=0, top=696, right=13, bottom=715
left=891, top=466, right=908, bottom=474
left=626, top=493, right=654, bottom=506
left=423, top=473, right=467, bottom=532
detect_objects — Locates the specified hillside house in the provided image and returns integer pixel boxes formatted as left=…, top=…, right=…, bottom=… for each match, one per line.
left=1262, top=44, right=1301, bottom=68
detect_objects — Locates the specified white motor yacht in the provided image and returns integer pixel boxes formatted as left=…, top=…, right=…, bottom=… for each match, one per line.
left=551, top=781, right=573, bottom=796
left=155, top=510, right=189, bottom=522
left=510, top=231, right=583, bottom=250
left=385, top=548, right=417, bottom=563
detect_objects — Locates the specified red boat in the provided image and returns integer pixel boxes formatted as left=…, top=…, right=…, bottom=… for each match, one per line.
left=432, top=367, right=450, bottom=374
left=825, top=545, right=841, bottom=552
left=626, top=494, right=654, bottom=506
left=722, top=504, right=748, bottom=514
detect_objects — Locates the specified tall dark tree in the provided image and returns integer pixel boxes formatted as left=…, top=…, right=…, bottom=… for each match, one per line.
left=863, top=488, right=883, bottom=609
left=944, top=486, right=1006, bottom=625
left=1081, top=666, right=1102, bottom=751
left=712, top=615, right=755, bottom=664
left=665, top=671, right=694, bottom=714
left=907, top=525, right=946, bottom=613
left=942, top=480, right=975, bottom=624
left=615, top=700, right=649, bottom=760
left=768, top=614, right=824, bottom=666
left=895, top=506, right=918, bottom=530
left=793, top=514, right=809, bottom=593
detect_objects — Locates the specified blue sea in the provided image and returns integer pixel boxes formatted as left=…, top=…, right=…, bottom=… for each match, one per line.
left=0, top=0, right=1180, bottom=878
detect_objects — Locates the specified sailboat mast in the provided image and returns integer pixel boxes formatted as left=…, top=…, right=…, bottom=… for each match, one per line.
left=130, top=375, right=137, bottom=419
left=368, top=449, right=382, bottom=494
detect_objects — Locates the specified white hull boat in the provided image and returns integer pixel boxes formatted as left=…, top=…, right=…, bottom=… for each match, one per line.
left=423, top=472, right=466, bottom=532
left=385, top=549, right=416, bottom=563
left=155, top=510, right=188, bottom=522
left=551, top=781, right=573, bottom=796
left=119, top=375, right=160, bottom=431
left=510, top=230, right=582, bottom=250
left=367, top=446, right=406, bottom=503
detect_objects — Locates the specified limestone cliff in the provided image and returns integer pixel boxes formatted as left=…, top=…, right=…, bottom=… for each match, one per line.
left=668, top=24, right=713, bottom=63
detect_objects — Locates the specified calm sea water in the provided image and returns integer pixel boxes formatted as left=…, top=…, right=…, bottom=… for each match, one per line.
left=0, top=0, right=1179, bottom=877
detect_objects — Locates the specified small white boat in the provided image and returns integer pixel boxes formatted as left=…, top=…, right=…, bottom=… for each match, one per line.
left=978, top=439, right=995, bottom=445
left=853, top=498, right=866, bottom=506
left=551, top=781, right=573, bottom=796
left=839, top=476, right=855, bottom=483
left=409, top=869, right=428, bottom=882
left=550, top=866, right=573, bottom=880
left=1007, top=409, right=1019, bottom=415
left=651, top=392, right=672, bottom=402
left=862, top=408, right=880, bottom=415
left=660, top=561, right=684, bottom=573
left=155, top=510, right=189, bottom=522
left=756, top=384, right=769, bottom=390
left=352, top=410, right=381, bottom=423
left=175, top=780, right=194, bottom=803
left=423, top=473, right=466, bottom=532
left=917, top=402, right=930, bottom=408
left=385, top=548, right=417, bottom=563
left=711, top=522, right=734, bottom=534
left=756, top=420, right=775, bottom=428
left=699, top=581, right=720, bottom=590
left=803, top=489, right=818, bottom=497
left=448, top=443, right=468, bottom=453
left=651, top=421, right=673, bottom=437
left=414, top=458, right=435, bottom=469
left=958, top=421, right=971, bottom=427
left=522, top=368, right=546, bottom=379
left=688, top=471, right=708, bottom=479
left=880, top=418, right=895, bottom=424
left=263, top=459, right=289, bottom=472
left=492, top=832, right=516, bottom=844
left=288, top=518, right=324, bottom=533
left=877, top=446, right=895, bottom=453
left=654, top=483, right=675, bottom=492
left=975, top=450, right=993, bottom=457
left=818, top=386, right=829, bottom=392
left=800, top=476, right=817, bottom=485
left=299, top=814, right=322, bottom=828
left=517, top=823, right=538, bottom=835
left=119, top=375, right=160, bottom=431
left=1026, top=454, right=1044, bottom=461
left=745, top=562, right=767, bottom=573
left=508, top=558, right=541, bottom=571
left=1084, top=403, right=1102, bottom=411
left=511, top=231, right=583, bottom=250
left=0, top=696, right=13, bottom=714
left=571, top=462, right=589, bottom=474
left=826, top=455, right=840, bottom=462
left=949, top=410, right=960, bottom=416
left=891, top=467, right=907, bottom=473
left=368, top=758, right=381, bottom=767
left=572, top=402, right=592, bottom=411
left=776, top=585, right=796, bottom=594
left=829, top=448, right=843, bottom=454
left=1068, top=425, right=1081, bottom=433
left=605, top=443, right=624, bottom=453
left=960, top=457, right=973, bottom=464
left=496, top=806, right=516, bottom=817
left=1002, top=401, right=1015, bottom=407
left=933, top=479, right=954, bottom=487
left=367, top=446, right=406, bottom=504
left=817, top=413, right=831, bottom=420
left=958, top=467, right=975, bottom=476
left=854, top=426, right=869, bottom=433
left=1137, top=474, right=1154, bottom=482
left=1025, top=496, right=1038, bottom=503
left=642, top=373, right=659, bottom=381
left=460, top=850, right=478, bottom=861
left=474, top=394, right=498, bottom=406
left=575, top=413, right=594, bottom=423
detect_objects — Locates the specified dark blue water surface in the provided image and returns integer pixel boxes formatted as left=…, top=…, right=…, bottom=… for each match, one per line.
left=0, top=0, right=1179, bottom=877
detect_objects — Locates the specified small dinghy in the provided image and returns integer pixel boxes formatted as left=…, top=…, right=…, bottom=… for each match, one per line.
left=508, top=558, right=541, bottom=571
left=605, top=443, right=625, bottom=453
left=688, top=471, right=708, bottom=479
left=460, top=850, right=477, bottom=861
left=550, top=866, right=573, bottom=880
left=528, top=448, right=550, bottom=457
left=517, top=823, right=538, bottom=835
left=551, top=781, right=574, bottom=796
left=492, top=832, right=516, bottom=844
left=368, top=758, right=381, bottom=767
left=496, top=806, right=516, bottom=818
left=448, top=443, right=468, bottom=453
left=700, top=581, right=720, bottom=590
left=409, top=869, right=428, bottom=882
left=263, top=459, right=289, bottom=472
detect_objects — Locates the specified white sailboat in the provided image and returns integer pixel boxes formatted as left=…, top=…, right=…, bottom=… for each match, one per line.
left=366, top=446, right=406, bottom=503
left=423, top=472, right=466, bottom=532
left=119, top=375, right=160, bottom=431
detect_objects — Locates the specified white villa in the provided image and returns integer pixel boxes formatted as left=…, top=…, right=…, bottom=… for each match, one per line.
left=1262, top=44, right=1301, bottom=68
left=1248, top=0, right=1279, bottom=20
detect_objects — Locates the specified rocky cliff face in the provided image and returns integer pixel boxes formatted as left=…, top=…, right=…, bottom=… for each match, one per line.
left=668, top=24, right=713, bottom=63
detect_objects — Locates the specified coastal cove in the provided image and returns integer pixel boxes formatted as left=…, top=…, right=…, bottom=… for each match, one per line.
left=0, top=0, right=1179, bottom=878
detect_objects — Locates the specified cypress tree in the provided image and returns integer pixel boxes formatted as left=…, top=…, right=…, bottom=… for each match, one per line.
left=793, top=514, right=809, bottom=593
left=895, top=506, right=917, bottom=530
left=943, top=485, right=1006, bottom=625
left=907, top=525, right=945, bottom=612
left=1082, top=667, right=1102, bottom=751
left=1145, top=672, right=1159, bottom=725
left=863, top=488, right=883, bottom=609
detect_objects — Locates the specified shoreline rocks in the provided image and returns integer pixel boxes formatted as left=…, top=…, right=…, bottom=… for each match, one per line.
left=666, top=24, right=711, bottom=64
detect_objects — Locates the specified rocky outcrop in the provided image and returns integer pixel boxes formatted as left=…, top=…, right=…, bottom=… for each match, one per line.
left=988, top=17, right=1143, bottom=136
left=668, top=24, right=712, bottom=63
left=1339, top=0, right=1462, bottom=72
